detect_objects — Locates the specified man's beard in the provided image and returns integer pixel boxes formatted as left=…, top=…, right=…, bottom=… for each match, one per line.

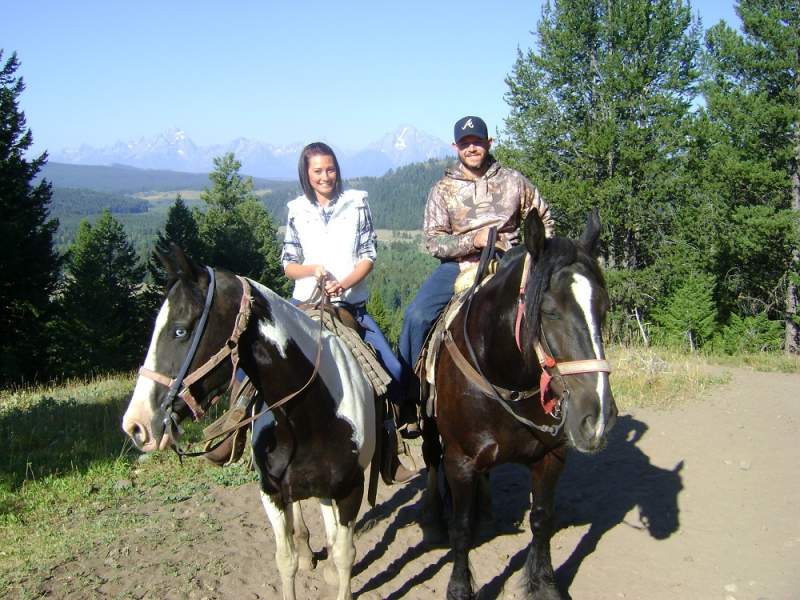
left=458, top=153, right=490, bottom=173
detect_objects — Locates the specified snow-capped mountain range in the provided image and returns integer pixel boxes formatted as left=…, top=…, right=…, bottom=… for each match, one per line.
left=51, top=125, right=452, bottom=178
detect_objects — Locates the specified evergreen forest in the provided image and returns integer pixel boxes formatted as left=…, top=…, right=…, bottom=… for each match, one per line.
left=1, top=0, right=798, bottom=387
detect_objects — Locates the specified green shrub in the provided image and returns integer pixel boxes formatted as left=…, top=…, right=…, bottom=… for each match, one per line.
left=712, top=313, right=784, bottom=354
left=652, top=272, right=718, bottom=351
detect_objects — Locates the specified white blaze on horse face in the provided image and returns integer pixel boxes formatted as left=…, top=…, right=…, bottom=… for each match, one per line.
left=571, top=273, right=608, bottom=429
left=249, top=280, right=375, bottom=468
left=125, top=298, right=172, bottom=433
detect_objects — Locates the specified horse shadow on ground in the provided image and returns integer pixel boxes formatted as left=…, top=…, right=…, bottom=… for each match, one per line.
left=352, top=472, right=452, bottom=598
left=353, top=414, right=684, bottom=599
left=480, top=414, right=684, bottom=599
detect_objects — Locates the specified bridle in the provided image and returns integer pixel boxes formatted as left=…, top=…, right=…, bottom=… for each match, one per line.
left=138, top=267, right=254, bottom=444
left=137, top=268, right=328, bottom=454
left=514, top=252, right=612, bottom=417
left=448, top=245, right=611, bottom=437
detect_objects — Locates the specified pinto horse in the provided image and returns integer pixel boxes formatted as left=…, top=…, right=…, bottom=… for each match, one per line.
left=421, top=209, right=617, bottom=600
left=122, top=248, right=375, bottom=600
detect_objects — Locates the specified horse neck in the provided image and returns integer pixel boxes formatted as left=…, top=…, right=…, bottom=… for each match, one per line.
left=240, top=288, right=324, bottom=402
left=467, top=253, right=539, bottom=384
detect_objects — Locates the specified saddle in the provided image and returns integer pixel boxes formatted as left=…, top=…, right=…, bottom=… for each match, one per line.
left=414, top=259, right=499, bottom=420
left=298, top=303, right=392, bottom=398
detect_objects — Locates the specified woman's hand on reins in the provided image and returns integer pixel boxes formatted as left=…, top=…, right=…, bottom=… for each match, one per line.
left=324, top=277, right=344, bottom=297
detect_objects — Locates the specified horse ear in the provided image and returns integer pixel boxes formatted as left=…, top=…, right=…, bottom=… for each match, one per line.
left=170, top=244, right=204, bottom=283
left=579, top=209, right=602, bottom=258
left=523, top=209, right=545, bottom=261
left=157, top=244, right=203, bottom=286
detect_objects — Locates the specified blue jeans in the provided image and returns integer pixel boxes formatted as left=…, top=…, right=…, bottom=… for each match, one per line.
left=398, top=261, right=460, bottom=387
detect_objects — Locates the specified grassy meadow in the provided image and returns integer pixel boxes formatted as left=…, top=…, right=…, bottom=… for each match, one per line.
left=0, top=348, right=796, bottom=594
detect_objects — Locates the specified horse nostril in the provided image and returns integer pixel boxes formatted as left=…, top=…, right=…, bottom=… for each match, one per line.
left=123, top=419, right=148, bottom=447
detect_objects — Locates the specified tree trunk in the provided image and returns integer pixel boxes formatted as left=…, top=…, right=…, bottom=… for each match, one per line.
left=786, top=131, right=800, bottom=355
left=634, top=307, right=650, bottom=347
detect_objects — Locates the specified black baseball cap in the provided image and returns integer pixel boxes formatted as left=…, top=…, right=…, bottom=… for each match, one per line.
left=453, top=116, right=489, bottom=143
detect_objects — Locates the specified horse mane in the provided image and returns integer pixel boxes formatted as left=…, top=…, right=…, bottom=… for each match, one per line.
left=522, top=235, right=581, bottom=344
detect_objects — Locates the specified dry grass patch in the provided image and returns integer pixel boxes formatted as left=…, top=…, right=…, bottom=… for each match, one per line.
left=607, top=345, right=728, bottom=411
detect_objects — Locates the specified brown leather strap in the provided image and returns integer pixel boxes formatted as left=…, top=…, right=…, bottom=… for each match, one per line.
left=139, top=366, right=172, bottom=388
left=557, top=359, right=612, bottom=375
left=185, top=288, right=329, bottom=451
left=443, top=330, right=537, bottom=402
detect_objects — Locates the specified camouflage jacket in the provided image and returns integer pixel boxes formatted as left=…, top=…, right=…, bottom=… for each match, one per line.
left=423, top=158, right=554, bottom=260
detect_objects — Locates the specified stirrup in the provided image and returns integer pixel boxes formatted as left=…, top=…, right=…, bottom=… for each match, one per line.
left=380, top=418, right=419, bottom=484
left=391, top=456, right=417, bottom=484
left=398, top=421, right=422, bottom=439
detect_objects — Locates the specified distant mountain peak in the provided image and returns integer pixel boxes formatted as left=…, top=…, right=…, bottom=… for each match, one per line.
left=50, top=126, right=450, bottom=178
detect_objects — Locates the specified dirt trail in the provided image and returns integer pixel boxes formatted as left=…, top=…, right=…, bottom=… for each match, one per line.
left=40, top=367, right=799, bottom=600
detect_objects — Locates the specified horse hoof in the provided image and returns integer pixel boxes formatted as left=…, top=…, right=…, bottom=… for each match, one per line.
left=528, top=581, right=564, bottom=600
left=446, top=586, right=475, bottom=600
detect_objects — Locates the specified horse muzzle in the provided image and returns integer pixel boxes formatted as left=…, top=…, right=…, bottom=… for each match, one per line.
left=122, top=410, right=178, bottom=453
left=565, top=386, right=617, bottom=453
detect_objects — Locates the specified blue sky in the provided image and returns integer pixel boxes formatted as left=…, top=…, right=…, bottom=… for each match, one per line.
left=3, top=0, right=740, bottom=155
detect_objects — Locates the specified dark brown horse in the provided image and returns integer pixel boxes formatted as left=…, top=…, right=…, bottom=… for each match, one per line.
left=122, top=248, right=376, bottom=600
left=421, top=209, right=617, bottom=600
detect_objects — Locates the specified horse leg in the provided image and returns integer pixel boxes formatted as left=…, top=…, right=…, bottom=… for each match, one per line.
left=319, top=481, right=363, bottom=600
left=524, top=449, right=566, bottom=600
left=260, top=491, right=298, bottom=600
left=292, top=501, right=315, bottom=571
left=421, top=418, right=447, bottom=544
left=444, top=453, right=478, bottom=600
left=319, top=497, right=340, bottom=588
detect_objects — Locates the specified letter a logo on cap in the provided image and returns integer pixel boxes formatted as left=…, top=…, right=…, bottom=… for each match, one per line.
left=454, top=116, right=488, bottom=142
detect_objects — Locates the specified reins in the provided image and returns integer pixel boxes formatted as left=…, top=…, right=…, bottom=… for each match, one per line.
left=446, top=247, right=612, bottom=437
left=138, top=271, right=329, bottom=458
left=451, top=230, right=564, bottom=436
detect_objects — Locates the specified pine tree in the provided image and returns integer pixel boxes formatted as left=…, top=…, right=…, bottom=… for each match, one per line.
left=654, top=272, right=718, bottom=351
left=51, top=211, right=150, bottom=377
left=0, top=50, right=60, bottom=385
left=367, top=290, right=394, bottom=345
left=501, top=0, right=701, bottom=268
left=197, top=152, right=288, bottom=294
left=701, top=0, right=800, bottom=353
left=499, top=0, right=702, bottom=344
left=147, top=193, right=202, bottom=288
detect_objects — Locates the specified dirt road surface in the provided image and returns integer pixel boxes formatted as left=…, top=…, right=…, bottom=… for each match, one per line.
left=42, top=367, right=799, bottom=599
